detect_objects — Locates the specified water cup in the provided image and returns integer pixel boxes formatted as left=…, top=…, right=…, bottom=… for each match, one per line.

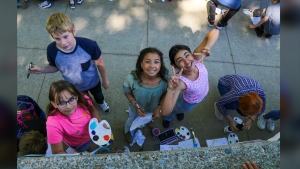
left=152, top=128, right=160, bottom=136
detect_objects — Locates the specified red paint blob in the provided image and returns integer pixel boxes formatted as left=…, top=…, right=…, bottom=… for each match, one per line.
left=103, top=135, right=110, bottom=141
left=182, top=136, right=186, bottom=139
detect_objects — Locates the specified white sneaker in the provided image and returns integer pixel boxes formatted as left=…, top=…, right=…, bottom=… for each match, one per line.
left=99, top=101, right=110, bottom=113
left=38, top=1, right=51, bottom=9
left=257, top=115, right=266, bottom=130
left=214, top=102, right=223, bottom=120
left=224, top=126, right=233, bottom=133
left=267, top=119, right=275, bottom=132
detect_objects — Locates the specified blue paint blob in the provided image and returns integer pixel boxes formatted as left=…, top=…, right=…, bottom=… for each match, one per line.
left=158, top=159, right=165, bottom=164
left=109, top=140, right=113, bottom=144
left=91, top=130, right=96, bottom=135
left=225, top=149, right=232, bottom=154
left=90, top=121, right=97, bottom=130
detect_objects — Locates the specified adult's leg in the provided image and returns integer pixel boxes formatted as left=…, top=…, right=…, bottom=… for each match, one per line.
left=263, top=110, right=280, bottom=121
left=219, top=5, right=241, bottom=25
left=208, top=0, right=218, bottom=22
left=88, top=81, right=104, bottom=104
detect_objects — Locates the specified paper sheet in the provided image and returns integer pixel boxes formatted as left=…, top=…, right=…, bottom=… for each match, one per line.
left=160, top=145, right=180, bottom=151
left=178, top=139, right=194, bottom=149
left=251, top=17, right=261, bottom=25
left=206, top=137, right=228, bottom=147
left=130, top=113, right=152, bottom=131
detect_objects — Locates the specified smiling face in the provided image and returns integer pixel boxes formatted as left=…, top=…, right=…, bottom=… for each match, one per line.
left=51, top=28, right=76, bottom=53
left=50, top=90, right=78, bottom=116
left=140, top=52, right=161, bottom=77
left=174, top=50, right=195, bottom=71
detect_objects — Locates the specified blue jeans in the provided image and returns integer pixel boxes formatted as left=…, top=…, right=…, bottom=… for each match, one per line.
left=217, top=83, right=246, bottom=117
left=164, top=92, right=203, bottom=121
left=69, top=140, right=91, bottom=152
left=263, top=110, right=280, bottom=121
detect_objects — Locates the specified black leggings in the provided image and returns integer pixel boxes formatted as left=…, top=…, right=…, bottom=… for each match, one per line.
left=208, top=0, right=241, bottom=25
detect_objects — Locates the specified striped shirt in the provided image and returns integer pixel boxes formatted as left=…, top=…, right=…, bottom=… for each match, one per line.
left=216, top=74, right=266, bottom=117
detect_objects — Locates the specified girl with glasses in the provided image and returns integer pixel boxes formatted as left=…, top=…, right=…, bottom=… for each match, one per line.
left=46, top=80, right=107, bottom=154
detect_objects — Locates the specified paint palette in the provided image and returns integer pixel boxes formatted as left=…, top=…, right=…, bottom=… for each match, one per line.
left=175, top=126, right=191, bottom=140
left=228, top=133, right=239, bottom=145
left=89, top=118, right=113, bottom=146
left=233, top=117, right=243, bottom=124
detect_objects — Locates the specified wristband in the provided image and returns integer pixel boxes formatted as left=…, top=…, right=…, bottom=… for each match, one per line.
left=248, top=117, right=254, bottom=123
left=129, top=98, right=135, bottom=102
left=131, top=100, right=137, bottom=105
left=167, top=88, right=175, bottom=94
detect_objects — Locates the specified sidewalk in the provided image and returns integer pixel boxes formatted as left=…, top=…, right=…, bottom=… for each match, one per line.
left=17, top=0, right=280, bottom=154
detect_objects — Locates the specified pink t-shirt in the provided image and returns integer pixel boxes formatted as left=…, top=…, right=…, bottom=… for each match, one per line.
left=179, top=59, right=209, bottom=104
left=46, top=95, right=92, bottom=146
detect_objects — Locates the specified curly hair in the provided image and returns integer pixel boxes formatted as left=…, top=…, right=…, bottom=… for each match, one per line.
left=131, top=47, right=169, bottom=83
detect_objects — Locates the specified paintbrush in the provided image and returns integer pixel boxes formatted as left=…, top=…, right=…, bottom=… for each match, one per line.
left=190, top=128, right=200, bottom=148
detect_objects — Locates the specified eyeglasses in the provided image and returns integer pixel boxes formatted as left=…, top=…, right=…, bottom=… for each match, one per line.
left=57, top=96, right=77, bottom=107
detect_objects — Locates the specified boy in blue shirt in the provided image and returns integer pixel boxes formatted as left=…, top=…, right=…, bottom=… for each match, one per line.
left=28, top=12, right=110, bottom=113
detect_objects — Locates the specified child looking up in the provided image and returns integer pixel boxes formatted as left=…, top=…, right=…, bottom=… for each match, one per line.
left=161, top=29, right=219, bottom=128
left=28, top=12, right=110, bottom=113
left=123, top=47, right=170, bottom=143
left=46, top=80, right=106, bottom=154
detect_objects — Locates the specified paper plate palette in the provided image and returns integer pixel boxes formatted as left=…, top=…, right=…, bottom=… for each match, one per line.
left=89, top=118, right=113, bottom=146
left=233, top=117, right=243, bottom=124
left=175, top=126, right=191, bottom=140
left=228, top=133, right=239, bottom=145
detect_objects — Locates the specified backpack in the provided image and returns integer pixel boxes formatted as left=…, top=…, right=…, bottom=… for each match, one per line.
left=17, top=95, right=47, bottom=152
left=17, top=95, right=46, bottom=137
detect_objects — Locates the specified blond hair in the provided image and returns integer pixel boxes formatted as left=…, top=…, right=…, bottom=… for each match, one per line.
left=46, top=12, right=74, bottom=35
left=18, top=131, right=47, bottom=156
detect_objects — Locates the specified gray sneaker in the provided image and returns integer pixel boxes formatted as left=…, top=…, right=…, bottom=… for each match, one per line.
left=257, top=115, right=266, bottom=130
left=267, top=119, right=275, bottom=132
left=99, top=101, right=110, bottom=113
left=38, top=1, right=51, bottom=9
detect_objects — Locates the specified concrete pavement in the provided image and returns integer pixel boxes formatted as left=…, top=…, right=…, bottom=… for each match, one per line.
left=17, top=0, right=280, bottom=154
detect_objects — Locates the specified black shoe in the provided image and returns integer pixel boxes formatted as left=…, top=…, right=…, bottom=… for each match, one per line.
left=255, top=27, right=263, bottom=37
left=264, top=34, right=273, bottom=39
left=163, top=119, right=170, bottom=128
left=216, top=22, right=228, bottom=29
left=125, top=131, right=133, bottom=143
left=177, top=113, right=184, bottom=121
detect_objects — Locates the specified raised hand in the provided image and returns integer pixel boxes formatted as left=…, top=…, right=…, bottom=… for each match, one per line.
left=168, top=66, right=183, bottom=90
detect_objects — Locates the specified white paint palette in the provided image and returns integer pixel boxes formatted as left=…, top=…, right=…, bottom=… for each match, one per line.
left=175, top=126, right=191, bottom=140
left=89, top=118, right=113, bottom=146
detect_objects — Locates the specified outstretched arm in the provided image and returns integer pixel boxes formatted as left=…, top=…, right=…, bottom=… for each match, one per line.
left=193, top=29, right=219, bottom=63
left=95, top=56, right=110, bottom=89
left=161, top=67, right=185, bottom=116
left=28, top=64, right=59, bottom=74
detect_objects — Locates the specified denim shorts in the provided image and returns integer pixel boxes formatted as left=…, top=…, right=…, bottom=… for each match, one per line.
left=164, top=92, right=206, bottom=121
left=69, top=140, right=91, bottom=153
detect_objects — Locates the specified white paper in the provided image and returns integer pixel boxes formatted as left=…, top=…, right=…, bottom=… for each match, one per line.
left=160, top=145, right=180, bottom=151
left=130, top=113, right=152, bottom=131
left=206, top=137, right=228, bottom=147
left=251, top=17, right=261, bottom=25
left=178, top=139, right=194, bottom=149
